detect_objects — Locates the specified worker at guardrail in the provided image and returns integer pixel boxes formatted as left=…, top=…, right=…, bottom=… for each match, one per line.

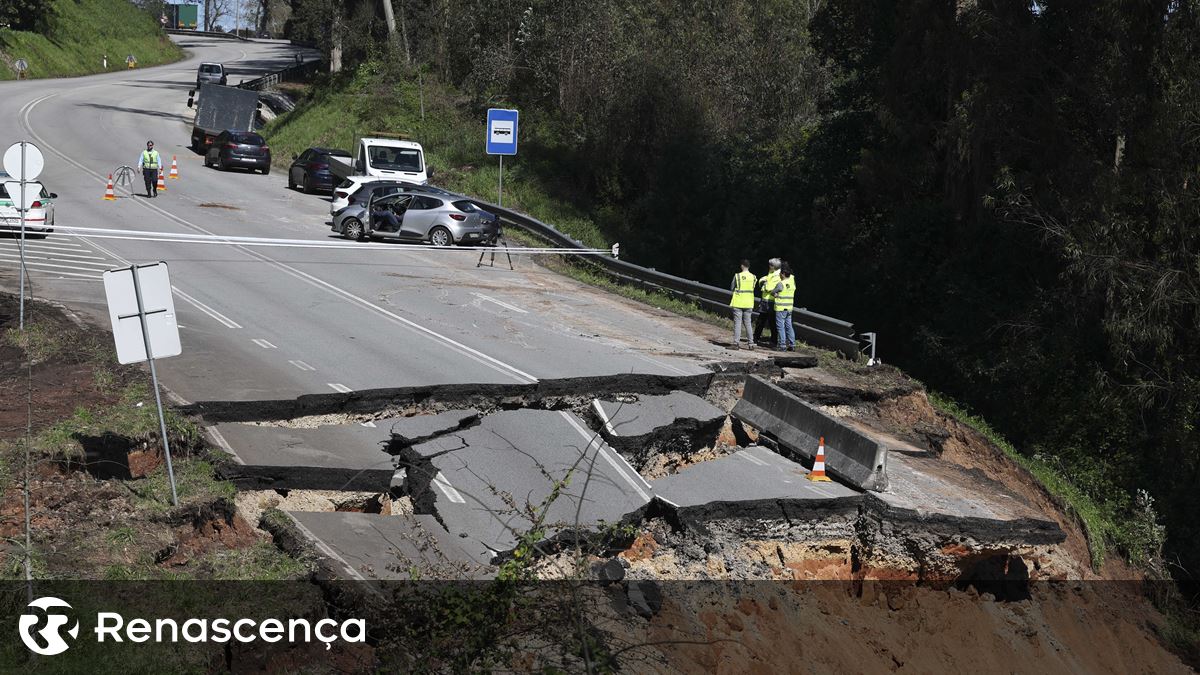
left=729, top=259, right=757, bottom=350
left=753, top=258, right=782, bottom=345
left=772, top=262, right=797, bottom=351
left=138, top=140, right=163, bottom=198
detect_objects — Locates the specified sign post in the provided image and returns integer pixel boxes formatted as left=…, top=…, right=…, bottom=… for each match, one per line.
left=14, top=58, right=28, bottom=79
left=3, top=141, right=45, bottom=331
left=103, top=263, right=183, bottom=505
left=485, top=108, right=518, bottom=206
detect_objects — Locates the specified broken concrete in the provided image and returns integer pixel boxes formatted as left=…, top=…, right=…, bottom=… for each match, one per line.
left=213, top=421, right=400, bottom=491
left=591, top=391, right=727, bottom=469
left=650, top=446, right=862, bottom=534
left=285, top=511, right=494, bottom=580
left=733, top=375, right=890, bottom=491
left=387, top=409, right=480, bottom=446
left=400, top=409, right=653, bottom=564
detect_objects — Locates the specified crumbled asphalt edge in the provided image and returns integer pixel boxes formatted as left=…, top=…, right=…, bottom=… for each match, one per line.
left=588, top=405, right=727, bottom=472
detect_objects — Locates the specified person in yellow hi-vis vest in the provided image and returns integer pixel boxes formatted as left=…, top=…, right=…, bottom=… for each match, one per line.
left=771, top=262, right=797, bottom=351
left=138, top=140, right=163, bottom=198
left=753, top=258, right=781, bottom=345
left=729, top=259, right=757, bottom=350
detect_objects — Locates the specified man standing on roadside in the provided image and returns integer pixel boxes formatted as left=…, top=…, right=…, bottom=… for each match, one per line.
left=753, top=258, right=781, bottom=345
left=729, top=259, right=756, bottom=350
left=138, top=140, right=162, bottom=198
left=772, top=262, right=797, bottom=351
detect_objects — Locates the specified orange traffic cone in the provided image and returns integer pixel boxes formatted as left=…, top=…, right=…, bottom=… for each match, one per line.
left=807, top=436, right=832, bottom=482
left=169, top=155, right=179, bottom=180
left=103, top=174, right=116, bottom=201
left=157, top=168, right=167, bottom=193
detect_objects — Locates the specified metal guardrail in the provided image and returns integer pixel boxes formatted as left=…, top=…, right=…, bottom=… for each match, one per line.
left=165, top=28, right=249, bottom=42
left=469, top=197, right=865, bottom=358
left=235, top=59, right=322, bottom=92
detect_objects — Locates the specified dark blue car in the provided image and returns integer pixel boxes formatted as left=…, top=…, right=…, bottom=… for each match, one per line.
left=288, top=147, right=351, bottom=193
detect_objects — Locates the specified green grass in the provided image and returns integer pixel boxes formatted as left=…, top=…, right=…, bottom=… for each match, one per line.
left=129, top=457, right=237, bottom=512
left=929, top=392, right=1166, bottom=571
left=0, top=0, right=183, bottom=80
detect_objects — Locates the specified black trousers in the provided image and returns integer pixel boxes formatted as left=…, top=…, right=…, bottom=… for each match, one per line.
left=753, top=305, right=775, bottom=342
left=143, top=167, right=158, bottom=196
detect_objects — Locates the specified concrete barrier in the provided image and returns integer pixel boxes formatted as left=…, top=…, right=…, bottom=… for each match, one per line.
left=732, top=376, right=889, bottom=491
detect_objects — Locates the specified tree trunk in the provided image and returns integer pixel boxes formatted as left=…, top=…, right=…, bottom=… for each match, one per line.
left=331, top=7, right=343, bottom=73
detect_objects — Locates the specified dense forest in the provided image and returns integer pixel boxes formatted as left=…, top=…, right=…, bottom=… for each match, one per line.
left=283, top=0, right=1200, bottom=576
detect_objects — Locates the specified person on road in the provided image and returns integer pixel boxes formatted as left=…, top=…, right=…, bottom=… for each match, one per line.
left=754, top=258, right=781, bottom=345
left=729, top=259, right=756, bottom=350
left=138, top=140, right=163, bottom=197
left=772, top=262, right=797, bottom=351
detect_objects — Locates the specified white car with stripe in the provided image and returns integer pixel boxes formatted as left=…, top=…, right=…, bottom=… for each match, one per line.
left=0, top=171, right=55, bottom=233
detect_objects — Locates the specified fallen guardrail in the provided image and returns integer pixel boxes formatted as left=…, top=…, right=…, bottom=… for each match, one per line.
left=468, top=197, right=866, bottom=358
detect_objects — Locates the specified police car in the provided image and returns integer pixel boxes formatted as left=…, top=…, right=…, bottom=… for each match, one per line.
left=0, top=171, right=56, bottom=233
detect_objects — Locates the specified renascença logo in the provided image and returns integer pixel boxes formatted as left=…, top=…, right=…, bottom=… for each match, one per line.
left=18, top=597, right=80, bottom=656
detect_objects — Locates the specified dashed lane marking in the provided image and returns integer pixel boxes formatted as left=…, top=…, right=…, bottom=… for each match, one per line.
left=327, top=383, right=352, bottom=393
left=251, top=338, right=277, bottom=349
left=470, top=292, right=528, bottom=314
left=289, top=359, right=316, bottom=371
left=433, top=471, right=466, bottom=504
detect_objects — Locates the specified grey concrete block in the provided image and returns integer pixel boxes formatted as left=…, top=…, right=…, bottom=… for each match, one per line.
left=732, top=376, right=889, bottom=491
left=593, top=391, right=726, bottom=440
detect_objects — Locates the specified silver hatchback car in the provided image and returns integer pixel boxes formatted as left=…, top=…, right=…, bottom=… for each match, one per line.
left=332, top=192, right=495, bottom=246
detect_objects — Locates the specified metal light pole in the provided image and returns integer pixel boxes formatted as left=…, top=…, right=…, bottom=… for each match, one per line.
left=17, top=143, right=26, bottom=330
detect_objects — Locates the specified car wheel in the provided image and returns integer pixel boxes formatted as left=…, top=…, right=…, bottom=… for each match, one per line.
left=262, top=166, right=271, bottom=175
left=343, top=218, right=365, bottom=241
left=287, top=172, right=295, bottom=189
left=302, top=174, right=311, bottom=193
left=429, top=226, right=453, bottom=247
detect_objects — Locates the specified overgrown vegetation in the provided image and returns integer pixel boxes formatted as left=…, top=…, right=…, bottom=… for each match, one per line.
left=0, top=0, right=182, bottom=80
left=277, top=0, right=1199, bottom=582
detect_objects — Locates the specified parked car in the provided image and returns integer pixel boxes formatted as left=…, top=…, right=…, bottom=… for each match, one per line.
left=331, top=178, right=459, bottom=214
left=332, top=192, right=497, bottom=246
left=204, top=131, right=272, bottom=174
left=0, top=172, right=56, bottom=234
left=288, top=147, right=350, bottom=193
left=196, top=62, right=227, bottom=88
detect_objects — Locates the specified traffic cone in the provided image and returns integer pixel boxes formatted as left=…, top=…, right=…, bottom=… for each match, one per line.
left=157, top=168, right=167, bottom=193
left=103, top=174, right=116, bottom=201
left=169, top=155, right=179, bottom=180
left=807, top=436, right=833, bottom=482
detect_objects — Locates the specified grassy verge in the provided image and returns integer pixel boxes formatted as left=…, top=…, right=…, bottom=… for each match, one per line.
left=929, top=392, right=1166, bottom=571
left=0, top=0, right=183, bottom=80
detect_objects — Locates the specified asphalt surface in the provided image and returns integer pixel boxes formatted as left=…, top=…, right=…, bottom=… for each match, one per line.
left=0, top=35, right=731, bottom=410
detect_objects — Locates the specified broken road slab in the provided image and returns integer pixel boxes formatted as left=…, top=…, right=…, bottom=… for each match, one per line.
left=592, top=390, right=727, bottom=442
left=213, top=421, right=400, bottom=491
left=651, top=446, right=862, bottom=529
left=387, top=408, right=480, bottom=446
left=285, top=511, right=494, bottom=581
left=401, top=409, right=653, bottom=564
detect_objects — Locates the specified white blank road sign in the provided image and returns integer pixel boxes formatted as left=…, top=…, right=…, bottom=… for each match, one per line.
left=103, top=263, right=181, bottom=365
left=2, top=182, right=42, bottom=211
left=2, top=142, right=44, bottom=182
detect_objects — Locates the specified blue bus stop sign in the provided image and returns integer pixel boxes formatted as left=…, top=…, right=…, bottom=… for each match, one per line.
left=486, top=109, right=518, bottom=155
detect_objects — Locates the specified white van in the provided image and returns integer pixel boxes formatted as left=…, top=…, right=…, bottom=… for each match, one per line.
left=328, top=138, right=428, bottom=185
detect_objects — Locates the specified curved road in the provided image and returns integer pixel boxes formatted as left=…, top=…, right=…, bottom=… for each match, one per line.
left=0, top=36, right=737, bottom=405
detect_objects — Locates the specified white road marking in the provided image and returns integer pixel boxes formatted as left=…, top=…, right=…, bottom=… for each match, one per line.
left=171, top=286, right=243, bottom=329
left=285, top=513, right=368, bottom=582
left=632, top=352, right=693, bottom=377
left=470, top=292, right=528, bottom=314
left=0, top=251, right=113, bottom=268
left=205, top=426, right=243, bottom=464
left=251, top=338, right=277, bottom=349
left=288, top=359, right=316, bottom=371
left=433, top=471, right=466, bottom=504
left=0, top=258, right=104, bottom=276
left=590, top=399, right=618, bottom=436
left=738, top=450, right=768, bottom=466
left=0, top=264, right=99, bottom=280
left=327, top=383, right=352, bottom=393
left=360, top=421, right=377, bottom=428
left=560, top=411, right=651, bottom=500
left=0, top=244, right=107, bottom=260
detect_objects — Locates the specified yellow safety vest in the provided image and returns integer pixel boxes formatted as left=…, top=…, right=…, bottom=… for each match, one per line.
left=142, top=150, right=160, bottom=169
left=730, top=270, right=756, bottom=309
left=759, top=270, right=780, bottom=301
left=774, top=276, right=795, bottom=312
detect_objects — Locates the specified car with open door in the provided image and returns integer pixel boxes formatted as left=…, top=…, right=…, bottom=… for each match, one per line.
left=331, top=192, right=491, bottom=246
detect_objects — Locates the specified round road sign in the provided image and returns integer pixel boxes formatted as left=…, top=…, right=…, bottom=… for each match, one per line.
left=13, top=59, right=28, bottom=72
left=3, top=142, right=45, bottom=182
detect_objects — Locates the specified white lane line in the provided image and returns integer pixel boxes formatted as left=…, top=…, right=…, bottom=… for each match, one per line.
left=470, top=292, right=528, bottom=314
left=0, top=266, right=99, bottom=280
left=0, top=245, right=106, bottom=260
left=327, top=383, right=352, bottom=393
left=590, top=399, right=618, bottom=436
left=0, top=258, right=106, bottom=275
left=658, top=495, right=681, bottom=508
left=360, top=421, right=377, bottom=428
left=0, top=239, right=86, bottom=250
left=24, top=92, right=540, bottom=385
left=738, top=451, right=768, bottom=466
left=285, top=513, right=368, bottom=582
left=288, top=359, right=316, bottom=371
left=0, top=251, right=114, bottom=268
left=171, top=286, right=243, bottom=329
left=432, top=471, right=466, bottom=504
left=205, top=426, right=243, bottom=464
left=560, top=411, right=651, bottom=500
left=632, top=352, right=693, bottom=377
left=251, top=338, right=277, bottom=349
